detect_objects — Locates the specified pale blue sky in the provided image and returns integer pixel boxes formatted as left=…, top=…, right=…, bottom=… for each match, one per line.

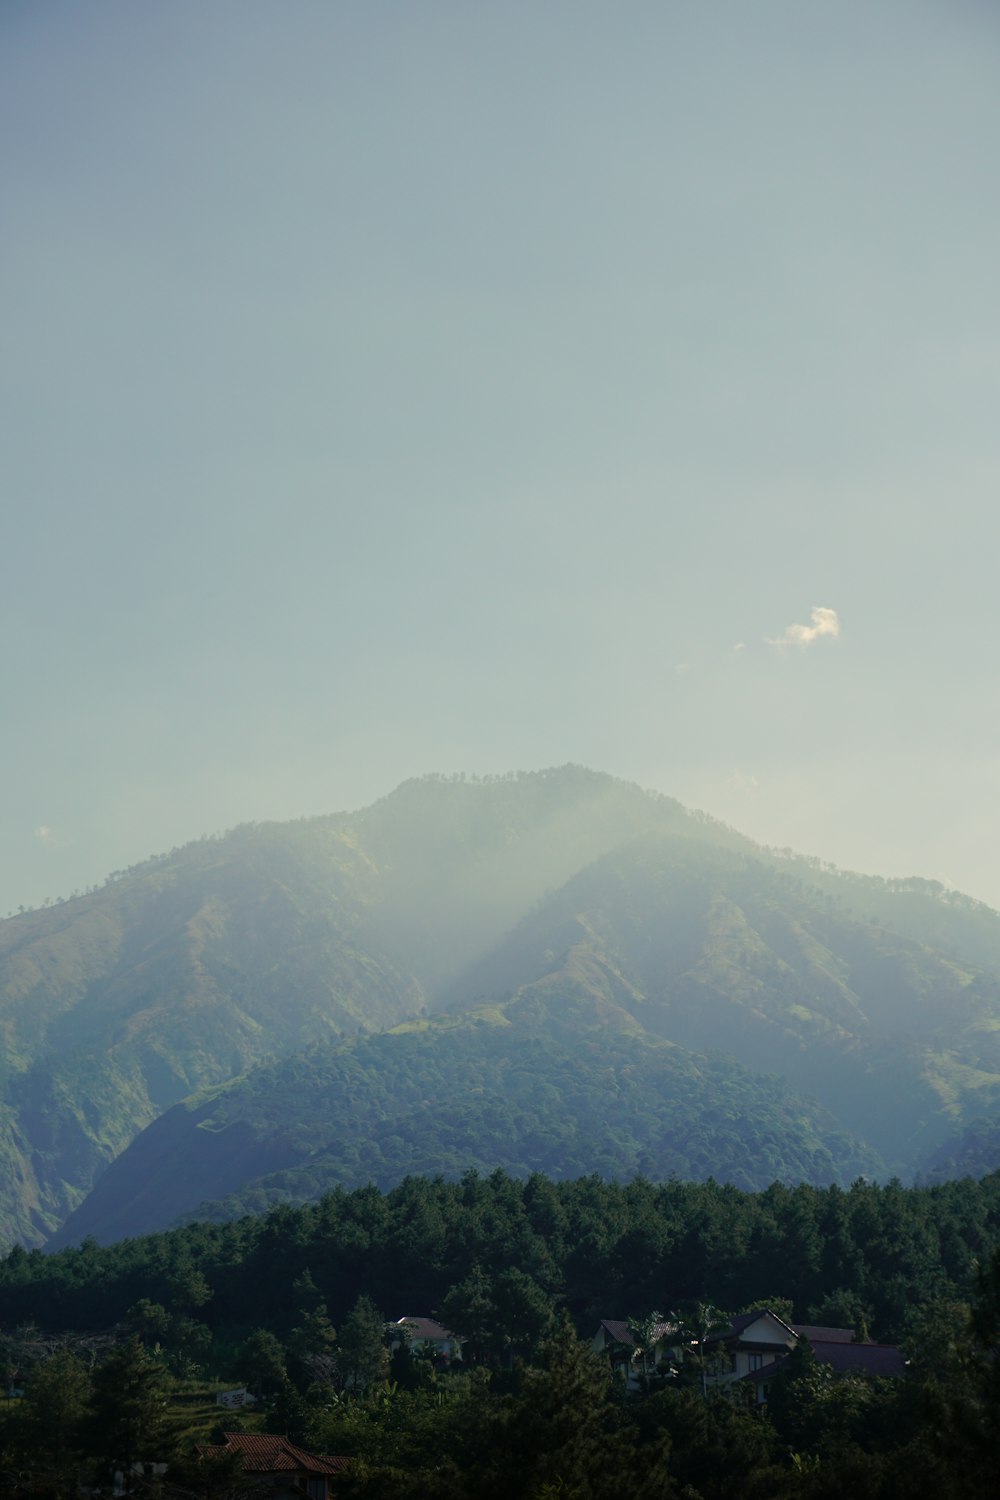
left=3, top=0, right=999, bottom=912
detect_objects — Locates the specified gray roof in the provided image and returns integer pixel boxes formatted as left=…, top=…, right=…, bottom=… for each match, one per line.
left=745, top=1341, right=908, bottom=1383
left=790, top=1324, right=855, bottom=1344
left=395, top=1316, right=456, bottom=1342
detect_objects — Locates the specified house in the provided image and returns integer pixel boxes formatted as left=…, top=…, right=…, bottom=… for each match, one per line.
left=197, top=1432, right=350, bottom=1499
left=742, top=1339, right=908, bottom=1405
left=698, top=1307, right=907, bottom=1404
left=391, top=1315, right=464, bottom=1367
left=703, top=1308, right=808, bottom=1383
left=592, top=1318, right=684, bottom=1387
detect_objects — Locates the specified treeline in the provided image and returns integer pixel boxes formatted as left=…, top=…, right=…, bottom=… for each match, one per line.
left=3, top=1168, right=1000, bottom=1342
left=1, top=1170, right=999, bottom=1496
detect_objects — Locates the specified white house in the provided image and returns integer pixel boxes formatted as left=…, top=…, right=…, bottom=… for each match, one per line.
left=391, top=1316, right=464, bottom=1367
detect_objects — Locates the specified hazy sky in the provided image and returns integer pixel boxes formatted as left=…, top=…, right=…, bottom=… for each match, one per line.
left=4, top=1, right=1000, bottom=914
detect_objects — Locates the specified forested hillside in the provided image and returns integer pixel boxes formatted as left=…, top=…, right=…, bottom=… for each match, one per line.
left=6, top=1169, right=1000, bottom=1348
left=50, top=986, right=879, bottom=1246
left=5, top=768, right=1000, bottom=1249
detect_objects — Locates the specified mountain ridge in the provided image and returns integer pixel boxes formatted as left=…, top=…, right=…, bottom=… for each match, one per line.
left=4, top=767, right=1000, bottom=1249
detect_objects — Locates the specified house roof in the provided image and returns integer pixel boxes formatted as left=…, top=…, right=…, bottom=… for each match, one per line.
left=744, top=1341, right=908, bottom=1383
left=395, top=1316, right=456, bottom=1342
left=198, top=1433, right=349, bottom=1476
left=811, top=1341, right=908, bottom=1377
left=790, top=1324, right=855, bottom=1344
left=597, top=1319, right=678, bottom=1347
left=707, top=1308, right=797, bottom=1344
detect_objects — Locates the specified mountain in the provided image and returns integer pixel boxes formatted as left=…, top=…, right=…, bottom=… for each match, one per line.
left=5, top=767, right=1000, bottom=1249
left=0, top=769, right=691, bottom=1246
left=49, top=962, right=882, bottom=1247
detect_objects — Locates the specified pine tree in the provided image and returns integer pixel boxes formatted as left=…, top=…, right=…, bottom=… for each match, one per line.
left=13, top=1350, right=91, bottom=1495
left=484, top=1315, right=673, bottom=1499
left=338, top=1295, right=389, bottom=1392
left=81, top=1336, right=173, bottom=1496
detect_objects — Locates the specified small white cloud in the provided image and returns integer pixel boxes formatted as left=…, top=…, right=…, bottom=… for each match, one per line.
left=33, top=825, right=56, bottom=844
left=726, top=771, right=759, bottom=792
left=733, top=642, right=746, bottom=652
left=674, top=662, right=691, bottom=674
left=767, top=605, right=840, bottom=648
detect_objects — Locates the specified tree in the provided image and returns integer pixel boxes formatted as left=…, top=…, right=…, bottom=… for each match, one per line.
left=626, top=1311, right=667, bottom=1392
left=481, top=1315, right=674, bottom=1500
left=673, top=1303, right=730, bottom=1397
left=337, top=1295, right=389, bottom=1392
left=81, top=1336, right=173, bottom=1496
left=439, top=1268, right=496, bottom=1365
left=12, top=1350, right=91, bottom=1496
left=235, top=1328, right=288, bottom=1398
left=167, top=1266, right=213, bottom=1316
left=288, top=1303, right=338, bottom=1389
left=930, top=1246, right=1000, bottom=1498
left=492, top=1268, right=554, bottom=1364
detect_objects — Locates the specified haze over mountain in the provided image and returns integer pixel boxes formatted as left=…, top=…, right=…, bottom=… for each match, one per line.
left=6, top=2, right=1000, bottom=943
left=3, top=768, right=1000, bottom=1251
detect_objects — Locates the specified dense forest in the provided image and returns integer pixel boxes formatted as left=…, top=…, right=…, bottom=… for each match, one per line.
left=1, top=1169, right=999, bottom=1495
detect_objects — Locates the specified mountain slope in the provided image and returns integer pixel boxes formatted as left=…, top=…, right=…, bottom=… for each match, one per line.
left=53, top=831, right=1000, bottom=1244
left=443, top=836, right=1000, bottom=1168
left=50, top=977, right=881, bottom=1246
left=6, top=766, right=1000, bottom=1248
left=0, top=769, right=696, bottom=1245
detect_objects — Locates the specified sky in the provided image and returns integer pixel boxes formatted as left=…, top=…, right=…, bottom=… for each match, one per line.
left=3, top=0, right=1000, bottom=915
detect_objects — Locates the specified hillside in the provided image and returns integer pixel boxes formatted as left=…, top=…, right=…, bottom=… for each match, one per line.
left=0, top=769, right=694, bottom=1246
left=5, top=767, right=1000, bottom=1248
left=52, top=825, right=1000, bottom=1244
left=50, top=982, right=880, bottom=1246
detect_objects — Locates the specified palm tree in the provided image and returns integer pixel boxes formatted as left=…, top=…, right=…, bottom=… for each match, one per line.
left=671, top=1302, right=731, bottom=1397
left=625, top=1310, right=666, bottom=1391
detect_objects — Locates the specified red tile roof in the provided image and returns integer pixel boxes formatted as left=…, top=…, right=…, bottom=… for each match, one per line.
left=198, top=1433, right=350, bottom=1476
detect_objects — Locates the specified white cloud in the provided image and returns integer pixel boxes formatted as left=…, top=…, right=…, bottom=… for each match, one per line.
left=726, top=770, right=759, bottom=792
left=733, top=642, right=746, bottom=652
left=674, top=662, right=691, bottom=674
left=767, top=606, right=841, bottom=648
left=33, top=825, right=56, bottom=844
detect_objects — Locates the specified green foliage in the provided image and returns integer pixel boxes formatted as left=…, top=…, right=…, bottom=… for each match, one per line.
left=337, top=1295, right=390, bottom=1392
left=80, top=1335, right=174, bottom=1494
left=0, top=1166, right=996, bottom=1495
left=6, top=765, right=1000, bottom=1252
left=5, top=1168, right=1000, bottom=1351
left=9, top=1349, right=92, bottom=1493
left=482, top=1316, right=673, bottom=1499
left=67, top=989, right=882, bottom=1244
left=235, top=1328, right=288, bottom=1396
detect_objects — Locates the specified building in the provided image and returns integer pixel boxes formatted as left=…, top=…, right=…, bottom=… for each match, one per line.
left=197, top=1432, right=350, bottom=1499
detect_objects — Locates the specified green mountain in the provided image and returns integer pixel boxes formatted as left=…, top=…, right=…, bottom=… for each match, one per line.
left=5, top=767, right=1000, bottom=1249
left=0, top=769, right=692, bottom=1246
left=48, top=964, right=882, bottom=1247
